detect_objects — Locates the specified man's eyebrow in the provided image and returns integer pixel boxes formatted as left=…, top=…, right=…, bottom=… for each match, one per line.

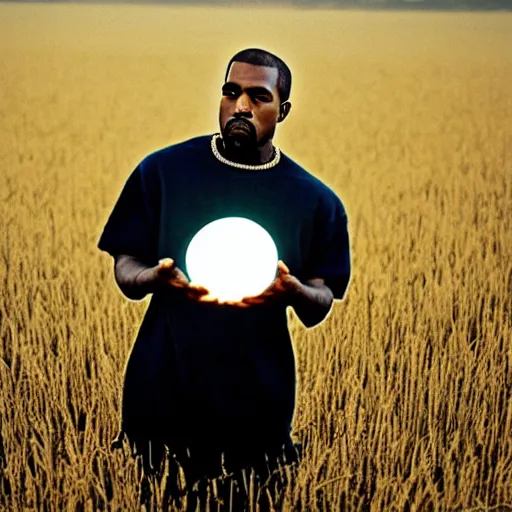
left=246, top=86, right=273, bottom=97
left=222, top=82, right=240, bottom=90
left=222, top=82, right=274, bottom=97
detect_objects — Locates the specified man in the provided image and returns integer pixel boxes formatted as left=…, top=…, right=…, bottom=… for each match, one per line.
left=98, top=48, right=351, bottom=509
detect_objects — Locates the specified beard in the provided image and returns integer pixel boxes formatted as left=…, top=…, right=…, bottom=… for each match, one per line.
left=220, top=117, right=276, bottom=164
left=221, top=117, right=258, bottom=153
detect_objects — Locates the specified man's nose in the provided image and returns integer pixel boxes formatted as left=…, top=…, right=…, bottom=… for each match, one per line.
left=234, top=93, right=252, bottom=116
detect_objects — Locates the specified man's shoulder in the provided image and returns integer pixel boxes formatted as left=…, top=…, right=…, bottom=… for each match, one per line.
left=280, top=153, right=347, bottom=213
left=137, top=134, right=212, bottom=173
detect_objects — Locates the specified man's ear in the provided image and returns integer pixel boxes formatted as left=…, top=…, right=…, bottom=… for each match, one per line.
left=278, top=101, right=291, bottom=123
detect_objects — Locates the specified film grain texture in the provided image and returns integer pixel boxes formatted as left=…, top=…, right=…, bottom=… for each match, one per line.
left=0, top=4, right=511, bottom=510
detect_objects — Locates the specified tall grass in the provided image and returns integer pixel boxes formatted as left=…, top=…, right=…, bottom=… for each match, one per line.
left=0, top=5, right=511, bottom=510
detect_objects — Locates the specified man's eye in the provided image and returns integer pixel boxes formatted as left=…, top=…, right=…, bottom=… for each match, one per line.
left=254, top=95, right=271, bottom=103
left=223, top=90, right=237, bottom=98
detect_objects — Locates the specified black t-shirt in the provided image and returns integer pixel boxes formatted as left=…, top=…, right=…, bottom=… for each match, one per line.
left=98, top=134, right=351, bottom=452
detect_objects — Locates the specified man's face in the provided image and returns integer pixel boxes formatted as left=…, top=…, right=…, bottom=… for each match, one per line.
left=219, top=61, right=282, bottom=150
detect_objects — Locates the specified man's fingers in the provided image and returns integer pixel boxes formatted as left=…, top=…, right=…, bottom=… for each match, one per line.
left=155, top=260, right=212, bottom=299
left=189, top=288, right=210, bottom=299
left=189, top=284, right=210, bottom=295
left=158, top=258, right=176, bottom=274
left=166, top=278, right=202, bottom=294
left=229, top=301, right=251, bottom=308
left=221, top=300, right=246, bottom=307
left=196, top=293, right=220, bottom=304
left=186, top=281, right=210, bottom=298
left=241, top=295, right=266, bottom=305
left=278, top=260, right=290, bottom=275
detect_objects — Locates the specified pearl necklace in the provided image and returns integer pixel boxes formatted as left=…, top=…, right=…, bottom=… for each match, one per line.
left=210, top=133, right=281, bottom=171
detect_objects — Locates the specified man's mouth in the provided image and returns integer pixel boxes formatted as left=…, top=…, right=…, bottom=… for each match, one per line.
left=231, top=124, right=250, bottom=133
left=226, top=118, right=254, bottom=135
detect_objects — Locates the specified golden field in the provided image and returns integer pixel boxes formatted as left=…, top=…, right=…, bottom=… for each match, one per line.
left=0, top=4, right=511, bottom=510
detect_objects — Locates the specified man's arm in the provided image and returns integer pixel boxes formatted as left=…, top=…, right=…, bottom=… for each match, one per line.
left=290, top=278, right=334, bottom=329
left=113, top=254, right=156, bottom=301
left=236, top=261, right=348, bottom=328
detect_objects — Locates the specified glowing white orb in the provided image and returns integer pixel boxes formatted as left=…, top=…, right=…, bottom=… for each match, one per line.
left=185, top=217, right=278, bottom=302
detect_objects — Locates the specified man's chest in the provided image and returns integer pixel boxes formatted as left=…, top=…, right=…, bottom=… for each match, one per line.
left=155, top=167, right=318, bottom=278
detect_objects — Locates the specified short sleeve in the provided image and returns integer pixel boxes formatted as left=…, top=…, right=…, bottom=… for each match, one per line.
left=97, top=162, right=159, bottom=266
left=304, top=193, right=351, bottom=300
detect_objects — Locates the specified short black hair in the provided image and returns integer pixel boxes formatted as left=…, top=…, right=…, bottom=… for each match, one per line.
left=224, top=48, right=292, bottom=103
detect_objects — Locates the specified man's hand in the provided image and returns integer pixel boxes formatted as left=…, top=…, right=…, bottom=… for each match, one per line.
left=153, top=258, right=212, bottom=301
left=116, top=254, right=334, bottom=327
left=219, top=260, right=302, bottom=308
left=115, top=254, right=216, bottom=302
left=217, top=260, right=335, bottom=328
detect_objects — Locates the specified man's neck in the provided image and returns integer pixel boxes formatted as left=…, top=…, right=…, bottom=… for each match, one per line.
left=218, top=137, right=275, bottom=166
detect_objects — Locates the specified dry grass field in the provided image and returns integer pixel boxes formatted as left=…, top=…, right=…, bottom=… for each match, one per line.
left=0, top=4, right=511, bottom=511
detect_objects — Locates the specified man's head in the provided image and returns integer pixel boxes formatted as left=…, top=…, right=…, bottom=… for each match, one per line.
left=219, top=48, right=292, bottom=153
